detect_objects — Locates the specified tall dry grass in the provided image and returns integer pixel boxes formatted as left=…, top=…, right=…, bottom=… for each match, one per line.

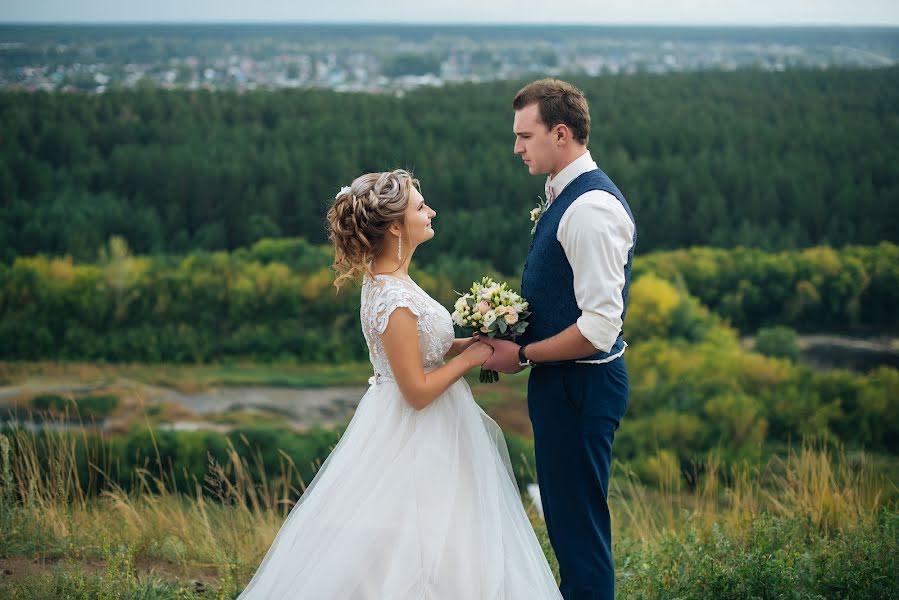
left=609, top=441, right=889, bottom=550
left=1, top=416, right=317, bottom=594
left=1, top=415, right=894, bottom=594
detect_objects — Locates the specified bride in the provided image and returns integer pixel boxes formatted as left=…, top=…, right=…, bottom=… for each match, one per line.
left=237, top=169, right=562, bottom=599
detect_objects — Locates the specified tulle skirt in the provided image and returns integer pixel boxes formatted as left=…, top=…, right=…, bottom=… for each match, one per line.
left=237, top=376, right=562, bottom=599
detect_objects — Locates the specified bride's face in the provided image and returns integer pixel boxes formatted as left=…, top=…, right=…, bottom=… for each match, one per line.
left=401, top=187, right=437, bottom=247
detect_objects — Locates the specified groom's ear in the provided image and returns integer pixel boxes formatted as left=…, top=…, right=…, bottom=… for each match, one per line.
left=554, top=123, right=572, bottom=145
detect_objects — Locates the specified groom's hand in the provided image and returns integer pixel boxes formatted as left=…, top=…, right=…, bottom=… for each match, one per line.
left=476, top=335, right=525, bottom=374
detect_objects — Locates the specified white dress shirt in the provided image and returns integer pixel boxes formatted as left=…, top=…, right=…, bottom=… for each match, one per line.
left=545, top=150, right=635, bottom=364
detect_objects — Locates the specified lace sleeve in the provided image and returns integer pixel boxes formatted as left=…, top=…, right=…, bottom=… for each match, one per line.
left=372, top=284, right=423, bottom=336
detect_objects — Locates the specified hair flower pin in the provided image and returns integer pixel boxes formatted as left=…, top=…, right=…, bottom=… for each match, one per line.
left=336, top=185, right=352, bottom=199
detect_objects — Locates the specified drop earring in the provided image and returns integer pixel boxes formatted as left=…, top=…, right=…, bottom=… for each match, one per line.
left=397, top=236, right=402, bottom=262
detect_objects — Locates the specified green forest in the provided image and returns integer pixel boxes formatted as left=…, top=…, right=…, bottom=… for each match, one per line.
left=1, top=67, right=897, bottom=272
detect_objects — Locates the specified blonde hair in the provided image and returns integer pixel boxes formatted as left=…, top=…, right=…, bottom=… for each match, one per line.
left=326, top=169, right=419, bottom=290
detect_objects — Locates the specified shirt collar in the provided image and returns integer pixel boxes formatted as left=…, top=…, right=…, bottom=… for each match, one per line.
left=545, top=150, right=597, bottom=205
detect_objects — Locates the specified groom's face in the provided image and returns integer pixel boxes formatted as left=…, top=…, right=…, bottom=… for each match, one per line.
left=513, top=103, right=557, bottom=176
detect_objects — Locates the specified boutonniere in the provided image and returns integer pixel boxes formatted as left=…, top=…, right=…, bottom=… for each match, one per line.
left=530, top=196, right=547, bottom=235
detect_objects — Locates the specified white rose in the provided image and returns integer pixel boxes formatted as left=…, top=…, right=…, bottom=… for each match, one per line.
left=483, top=309, right=497, bottom=327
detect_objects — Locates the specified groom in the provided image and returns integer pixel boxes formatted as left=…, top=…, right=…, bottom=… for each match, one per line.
left=480, top=79, right=636, bottom=599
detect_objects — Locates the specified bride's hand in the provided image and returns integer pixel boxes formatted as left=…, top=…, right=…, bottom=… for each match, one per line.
left=456, top=336, right=478, bottom=351
left=444, top=336, right=478, bottom=359
left=461, top=341, right=494, bottom=368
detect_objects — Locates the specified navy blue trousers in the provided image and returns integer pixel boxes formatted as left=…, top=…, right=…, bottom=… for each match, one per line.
left=528, top=357, right=629, bottom=600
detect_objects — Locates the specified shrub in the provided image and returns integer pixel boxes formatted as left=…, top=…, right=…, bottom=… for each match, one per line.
left=754, top=325, right=800, bottom=362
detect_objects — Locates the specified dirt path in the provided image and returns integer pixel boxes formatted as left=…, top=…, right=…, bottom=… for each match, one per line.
left=0, top=375, right=367, bottom=433
left=0, top=372, right=533, bottom=436
left=0, top=555, right=221, bottom=587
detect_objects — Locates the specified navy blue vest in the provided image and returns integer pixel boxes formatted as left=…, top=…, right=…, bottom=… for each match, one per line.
left=519, top=168, right=636, bottom=361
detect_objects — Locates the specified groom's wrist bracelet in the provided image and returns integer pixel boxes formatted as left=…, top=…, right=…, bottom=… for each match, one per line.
left=518, top=344, right=537, bottom=368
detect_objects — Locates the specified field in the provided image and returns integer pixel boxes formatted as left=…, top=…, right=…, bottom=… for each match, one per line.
left=1, top=416, right=895, bottom=598
left=1, top=355, right=897, bottom=598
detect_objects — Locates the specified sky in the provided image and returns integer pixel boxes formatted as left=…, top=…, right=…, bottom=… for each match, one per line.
left=1, top=0, right=898, bottom=26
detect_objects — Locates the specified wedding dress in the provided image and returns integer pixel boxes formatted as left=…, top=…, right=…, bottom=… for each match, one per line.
left=238, top=273, right=562, bottom=599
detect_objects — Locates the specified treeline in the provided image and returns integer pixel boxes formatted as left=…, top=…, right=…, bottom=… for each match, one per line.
left=1, top=67, right=897, bottom=271
left=635, top=242, right=899, bottom=332
left=1, top=238, right=897, bottom=362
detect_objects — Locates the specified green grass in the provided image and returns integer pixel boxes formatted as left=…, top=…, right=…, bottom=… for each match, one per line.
left=3, top=513, right=895, bottom=599
left=30, top=394, right=120, bottom=419
left=616, top=510, right=898, bottom=599
left=0, top=360, right=524, bottom=392
left=0, top=360, right=377, bottom=391
left=0, top=547, right=224, bottom=599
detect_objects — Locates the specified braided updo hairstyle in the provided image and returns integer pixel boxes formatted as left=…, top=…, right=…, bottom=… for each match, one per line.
left=326, top=169, right=420, bottom=290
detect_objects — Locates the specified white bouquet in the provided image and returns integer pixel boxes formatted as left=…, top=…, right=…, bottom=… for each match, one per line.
left=451, top=277, right=531, bottom=383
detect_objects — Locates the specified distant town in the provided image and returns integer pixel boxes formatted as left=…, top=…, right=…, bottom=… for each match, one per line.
left=1, top=24, right=896, bottom=94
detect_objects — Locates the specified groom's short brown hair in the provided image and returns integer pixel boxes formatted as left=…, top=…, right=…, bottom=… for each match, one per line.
left=513, top=79, right=590, bottom=145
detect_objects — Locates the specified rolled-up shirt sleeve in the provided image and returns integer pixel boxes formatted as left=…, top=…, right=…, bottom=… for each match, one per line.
left=557, top=190, right=635, bottom=352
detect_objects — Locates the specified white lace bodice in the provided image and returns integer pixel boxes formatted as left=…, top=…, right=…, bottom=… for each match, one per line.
left=360, top=274, right=455, bottom=380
